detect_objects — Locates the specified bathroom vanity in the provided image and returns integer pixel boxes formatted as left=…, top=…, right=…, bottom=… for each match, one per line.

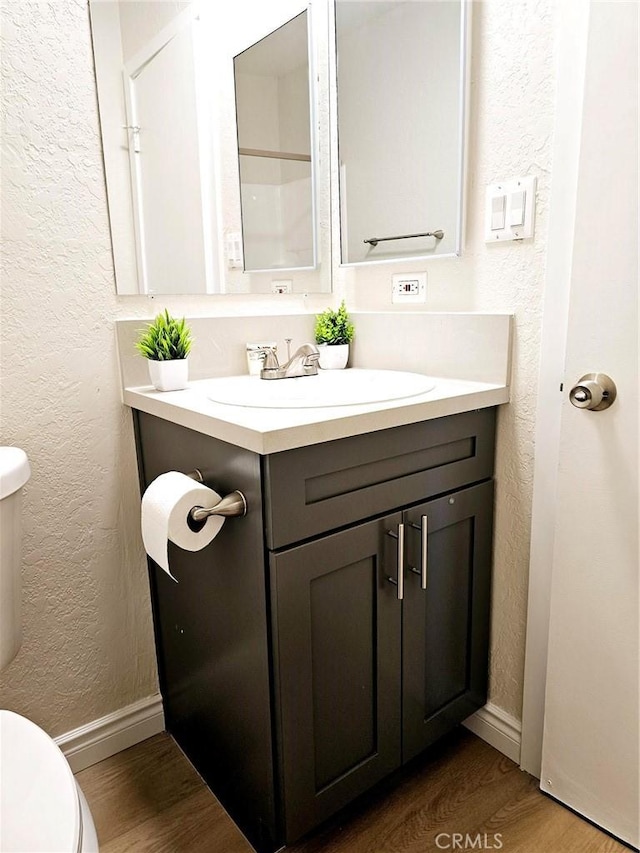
left=129, top=376, right=500, bottom=852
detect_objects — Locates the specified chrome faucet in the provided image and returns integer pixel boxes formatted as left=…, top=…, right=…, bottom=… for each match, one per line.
left=260, top=343, right=320, bottom=380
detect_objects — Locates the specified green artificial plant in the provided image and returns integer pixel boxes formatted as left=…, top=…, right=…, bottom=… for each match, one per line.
left=135, top=309, right=193, bottom=361
left=314, top=301, right=355, bottom=346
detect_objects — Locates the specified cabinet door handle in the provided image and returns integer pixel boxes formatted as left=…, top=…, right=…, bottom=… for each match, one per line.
left=410, top=515, right=428, bottom=590
left=420, top=515, right=428, bottom=590
left=386, top=523, right=405, bottom=600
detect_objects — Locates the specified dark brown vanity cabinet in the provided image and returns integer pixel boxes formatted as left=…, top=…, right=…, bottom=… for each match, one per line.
left=133, top=407, right=496, bottom=851
left=270, top=481, right=493, bottom=842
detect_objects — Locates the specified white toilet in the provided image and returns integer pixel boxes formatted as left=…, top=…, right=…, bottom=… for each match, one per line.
left=0, top=447, right=99, bottom=852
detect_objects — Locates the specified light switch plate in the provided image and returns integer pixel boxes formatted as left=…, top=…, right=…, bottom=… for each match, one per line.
left=392, top=272, right=427, bottom=303
left=485, top=176, right=537, bottom=243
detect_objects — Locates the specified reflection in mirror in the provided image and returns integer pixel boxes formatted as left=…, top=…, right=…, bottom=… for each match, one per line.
left=89, top=1, right=331, bottom=295
left=334, top=0, right=468, bottom=264
left=89, top=2, right=212, bottom=294
left=234, top=12, right=316, bottom=272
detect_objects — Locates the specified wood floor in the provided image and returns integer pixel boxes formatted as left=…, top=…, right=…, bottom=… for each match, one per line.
left=76, top=729, right=628, bottom=853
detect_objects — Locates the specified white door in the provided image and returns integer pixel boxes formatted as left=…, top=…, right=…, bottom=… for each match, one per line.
left=541, top=2, right=638, bottom=847
left=124, top=14, right=211, bottom=294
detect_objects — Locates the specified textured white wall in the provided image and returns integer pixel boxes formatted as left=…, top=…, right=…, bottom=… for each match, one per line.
left=470, top=0, right=556, bottom=720
left=0, top=0, right=160, bottom=735
left=0, top=0, right=556, bottom=735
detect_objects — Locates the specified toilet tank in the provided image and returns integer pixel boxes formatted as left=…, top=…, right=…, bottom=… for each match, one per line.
left=0, top=448, right=31, bottom=670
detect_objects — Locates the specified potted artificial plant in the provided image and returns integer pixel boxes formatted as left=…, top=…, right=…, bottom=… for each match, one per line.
left=314, top=300, right=355, bottom=370
left=135, top=309, right=193, bottom=391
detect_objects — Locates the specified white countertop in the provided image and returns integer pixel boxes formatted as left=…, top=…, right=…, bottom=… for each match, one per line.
left=124, top=372, right=509, bottom=455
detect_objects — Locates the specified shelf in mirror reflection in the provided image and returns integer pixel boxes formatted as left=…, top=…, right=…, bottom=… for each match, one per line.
left=239, top=148, right=311, bottom=162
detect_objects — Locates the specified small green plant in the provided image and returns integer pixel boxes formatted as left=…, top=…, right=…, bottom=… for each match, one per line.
left=314, top=300, right=355, bottom=346
left=135, top=310, right=193, bottom=361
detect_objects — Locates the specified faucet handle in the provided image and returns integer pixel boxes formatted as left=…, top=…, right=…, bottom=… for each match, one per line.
left=263, top=348, right=279, bottom=369
left=301, top=345, right=320, bottom=375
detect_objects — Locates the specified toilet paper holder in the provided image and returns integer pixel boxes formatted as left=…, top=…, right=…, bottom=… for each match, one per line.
left=187, top=470, right=247, bottom=522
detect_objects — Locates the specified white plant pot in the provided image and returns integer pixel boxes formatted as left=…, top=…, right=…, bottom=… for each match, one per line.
left=147, top=358, right=189, bottom=391
left=318, top=343, right=349, bottom=370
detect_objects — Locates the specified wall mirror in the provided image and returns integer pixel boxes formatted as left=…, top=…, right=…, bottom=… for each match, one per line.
left=89, top=0, right=331, bottom=295
left=333, top=0, right=469, bottom=265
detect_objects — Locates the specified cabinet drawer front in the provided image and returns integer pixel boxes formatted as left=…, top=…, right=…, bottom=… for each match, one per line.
left=270, top=515, right=402, bottom=843
left=264, top=408, right=496, bottom=549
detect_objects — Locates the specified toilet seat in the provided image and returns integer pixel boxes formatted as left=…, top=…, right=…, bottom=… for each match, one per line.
left=0, top=447, right=31, bottom=499
left=0, top=710, right=82, bottom=852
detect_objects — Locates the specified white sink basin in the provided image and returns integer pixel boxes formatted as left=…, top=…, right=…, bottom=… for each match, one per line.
left=201, top=369, right=436, bottom=409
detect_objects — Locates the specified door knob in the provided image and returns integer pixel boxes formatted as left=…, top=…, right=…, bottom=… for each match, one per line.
left=569, top=373, right=617, bottom=411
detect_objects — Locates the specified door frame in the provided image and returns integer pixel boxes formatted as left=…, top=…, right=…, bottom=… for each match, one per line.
left=519, top=0, right=591, bottom=778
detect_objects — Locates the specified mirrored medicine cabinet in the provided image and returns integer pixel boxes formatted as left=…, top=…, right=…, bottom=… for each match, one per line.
left=89, top=0, right=469, bottom=296
left=333, top=0, right=468, bottom=265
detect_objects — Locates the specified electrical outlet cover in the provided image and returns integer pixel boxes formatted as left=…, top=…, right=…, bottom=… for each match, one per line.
left=392, top=272, right=427, bottom=303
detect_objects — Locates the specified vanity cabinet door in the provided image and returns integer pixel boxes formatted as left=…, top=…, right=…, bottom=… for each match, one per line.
left=270, top=513, right=403, bottom=843
left=401, top=481, right=494, bottom=763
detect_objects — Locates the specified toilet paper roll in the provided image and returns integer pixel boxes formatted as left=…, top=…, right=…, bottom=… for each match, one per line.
left=141, top=471, right=225, bottom=581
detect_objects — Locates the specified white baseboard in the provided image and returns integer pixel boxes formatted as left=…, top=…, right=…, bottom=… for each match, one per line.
left=463, top=702, right=522, bottom=765
left=55, top=695, right=519, bottom=775
left=55, top=694, right=165, bottom=773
